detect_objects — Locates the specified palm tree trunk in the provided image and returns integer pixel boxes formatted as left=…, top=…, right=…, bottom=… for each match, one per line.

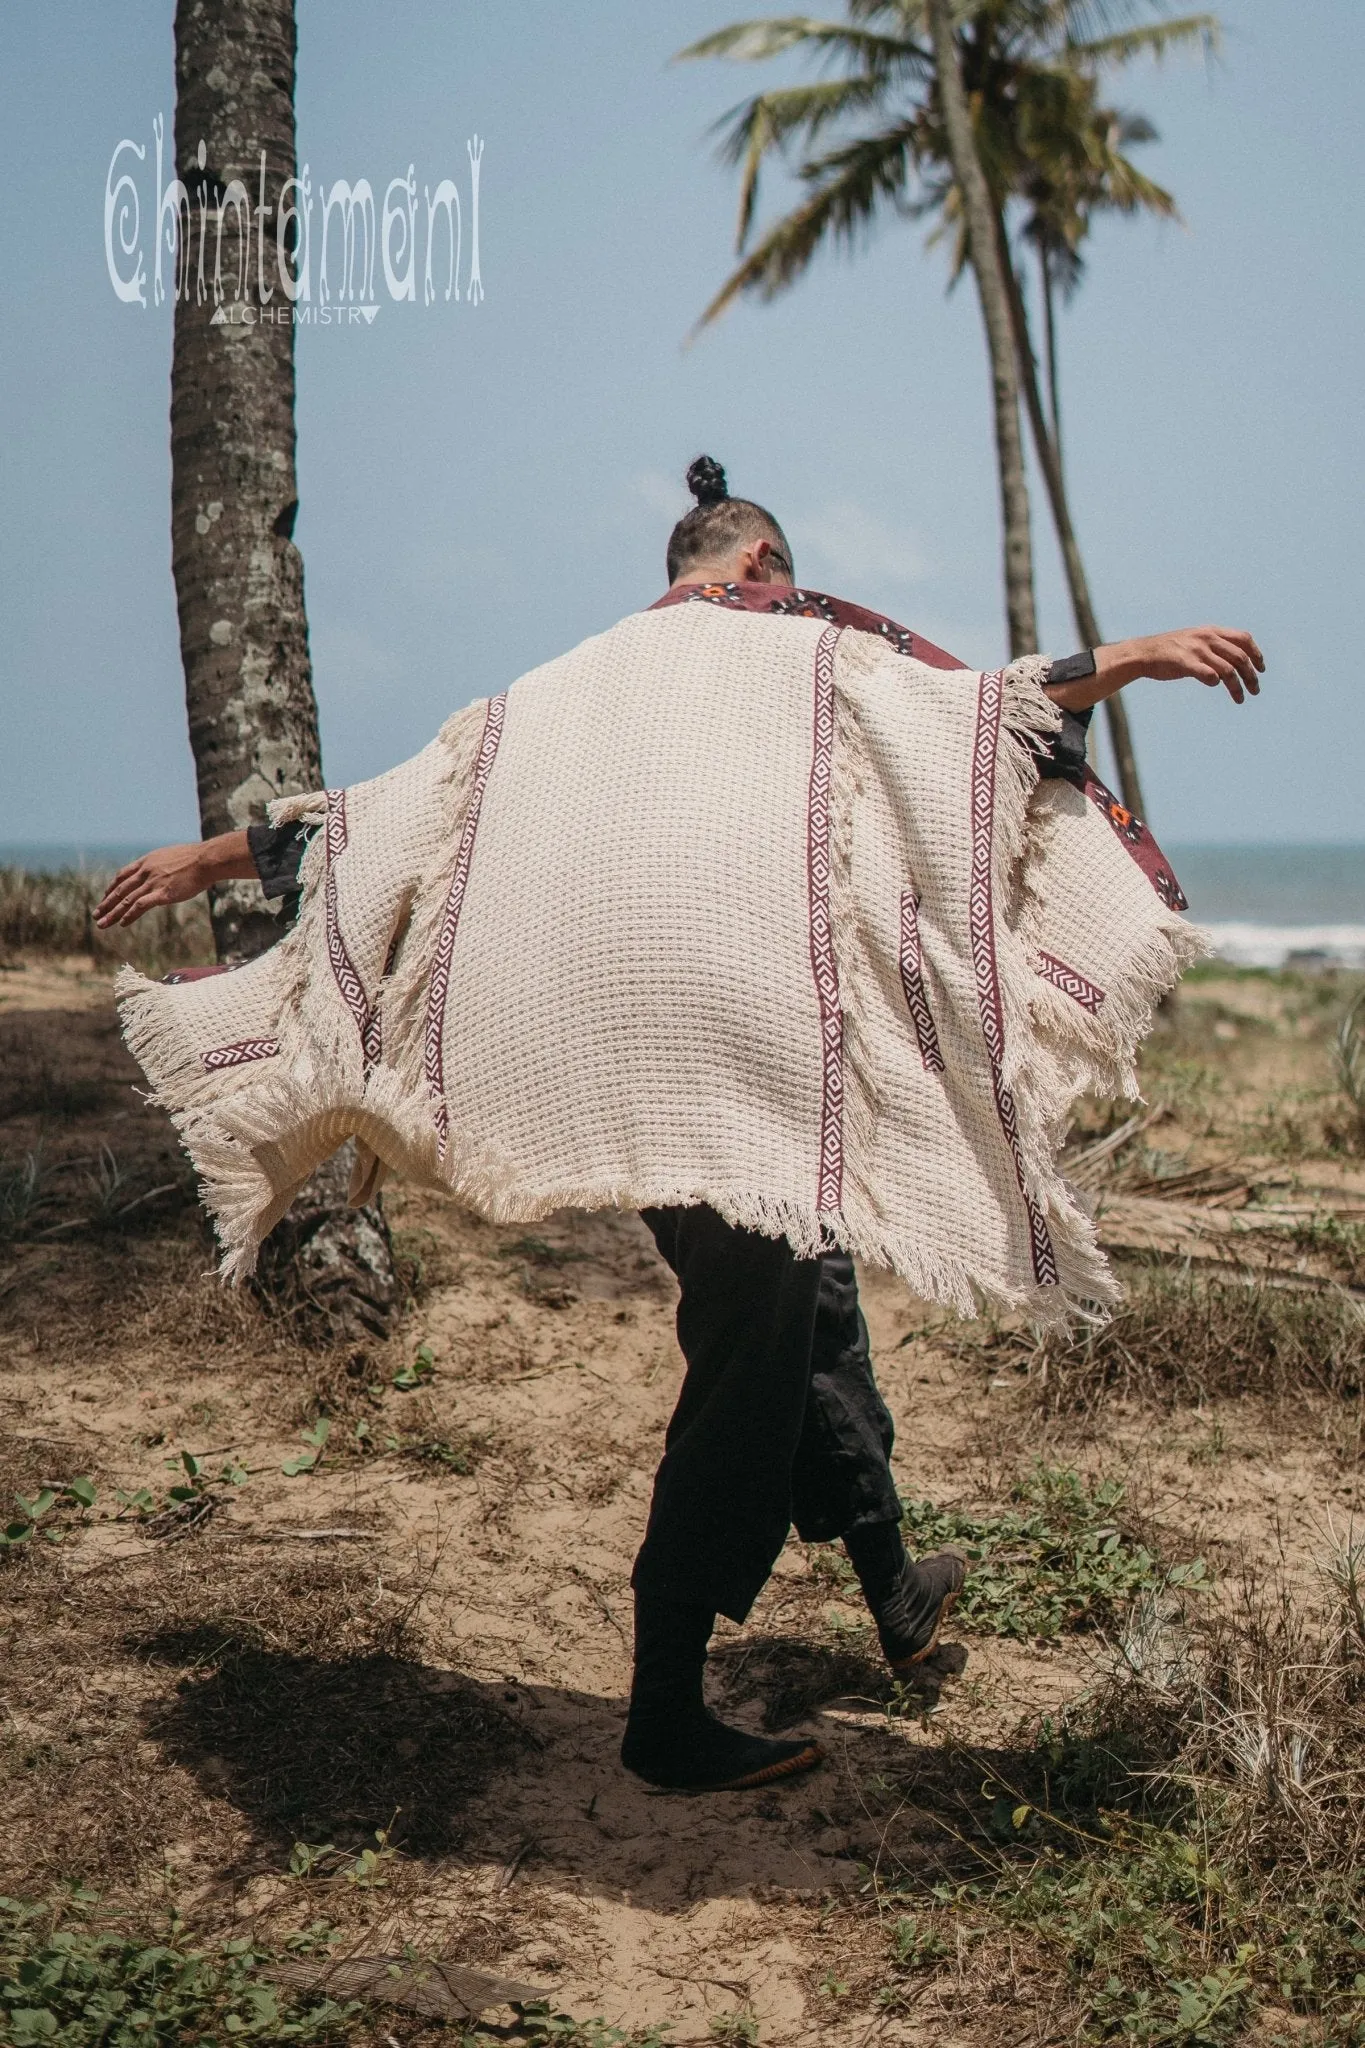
left=997, top=214, right=1148, bottom=820
left=1040, top=244, right=1063, bottom=467
left=170, top=1, right=397, bottom=1341
left=172, top=0, right=321, bottom=964
left=924, top=0, right=1038, bottom=658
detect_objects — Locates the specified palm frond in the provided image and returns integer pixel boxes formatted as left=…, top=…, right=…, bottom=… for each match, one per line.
left=1066, top=15, right=1221, bottom=68
left=675, top=16, right=924, bottom=71
left=691, top=120, right=919, bottom=331
left=1088, top=147, right=1179, bottom=217
left=711, top=76, right=908, bottom=244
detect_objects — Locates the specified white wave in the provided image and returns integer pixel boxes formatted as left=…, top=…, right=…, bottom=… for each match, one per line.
left=1204, top=922, right=1365, bottom=970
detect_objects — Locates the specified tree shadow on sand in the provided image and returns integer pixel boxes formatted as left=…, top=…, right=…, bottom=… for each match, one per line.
left=131, top=1625, right=537, bottom=1858
left=131, top=1608, right=1020, bottom=1913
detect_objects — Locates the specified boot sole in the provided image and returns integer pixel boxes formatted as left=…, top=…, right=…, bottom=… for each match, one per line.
left=888, top=1587, right=961, bottom=1677
left=638, top=1740, right=825, bottom=1794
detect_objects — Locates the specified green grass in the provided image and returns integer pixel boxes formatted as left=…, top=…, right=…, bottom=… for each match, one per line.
left=0, top=1899, right=679, bottom=2048
left=864, top=1555, right=1365, bottom=2044
left=0, top=1897, right=354, bottom=2045
left=900, top=1464, right=1207, bottom=1641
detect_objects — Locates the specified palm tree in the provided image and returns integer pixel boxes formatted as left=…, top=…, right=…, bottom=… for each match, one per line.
left=925, top=0, right=1037, bottom=654
left=677, top=0, right=1216, bottom=809
left=172, top=0, right=321, bottom=964
left=169, top=0, right=397, bottom=1340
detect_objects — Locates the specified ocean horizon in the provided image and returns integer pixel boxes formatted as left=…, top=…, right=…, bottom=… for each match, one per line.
left=3, top=839, right=1363, bottom=971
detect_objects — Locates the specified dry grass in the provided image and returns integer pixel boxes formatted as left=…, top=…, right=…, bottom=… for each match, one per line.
left=839, top=1547, right=1365, bottom=2044
left=985, top=1261, right=1365, bottom=1414
left=0, top=1527, right=528, bottom=1901
left=0, top=864, right=213, bottom=974
left=5, top=947, right=1365, bottom=2043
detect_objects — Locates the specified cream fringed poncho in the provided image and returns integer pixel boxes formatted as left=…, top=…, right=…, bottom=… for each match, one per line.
left=116, top=594, right=1205, bottom=1319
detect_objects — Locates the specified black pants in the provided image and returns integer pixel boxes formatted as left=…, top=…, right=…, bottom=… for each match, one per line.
left=632, top=1205, right=902, bottom=1623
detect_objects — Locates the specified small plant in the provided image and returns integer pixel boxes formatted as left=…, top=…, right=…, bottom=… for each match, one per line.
left=1291, top=1209, right=1365, bottom=1283
left=343, top=1825, right=397, bottom=1889
left=282, top=1419, right=331, bottom=1477
left=496, top=1234, right=584, bottom=1269
left=391, top=1344, right=435, bottom=1391
left=2, top=1478, right=98, bottom=1552
left=82, top=1144, right=130, bottom=1223
left=900, top=1465, right=1207, bottom=1640
left=113, top=1450, right=248, bottom=1536
left=398, top=1429, right=481, bottom=1475
left=0, top=1146, right=49, bottom=1243
left=708, top=2011, right=759, bottom=2045
left=285, top=1841, right=339, bottom=1881
left=0, top=1893, right=355, bottom=2045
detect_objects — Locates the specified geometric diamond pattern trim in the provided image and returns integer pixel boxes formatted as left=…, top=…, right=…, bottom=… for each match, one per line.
left=1036, top=950, right=1106, bottom=1014
left=970, top=670, right=1058, bottom=1290
left=323, top=789, right=383, bottom=1071
left=806, top=625, right=845, bottom=1220
left=898, top=888, right=945, bottom=1072
left=200, top=1037, right=280, bottom=1072
left=424, top=692, right=509, bottom=1153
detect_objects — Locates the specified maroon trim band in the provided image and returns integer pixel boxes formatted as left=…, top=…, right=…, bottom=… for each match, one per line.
left=970, top=670, right=1059, bottom=1290
left=899, top=890, right=945, bottom=1073
left=201, top=1037, right=279, bottom=1072
left=424, top=692, right=508, bottom=1152
left=323, top=789, right=384, bottom=1071
left=650, top=583, right=1188, bottom=911
left=806, top=625, right=846, bottom=1219
left=1037, top=950, right=1106, bottom=1014
left=1079, top=767, right=1189, bottom=911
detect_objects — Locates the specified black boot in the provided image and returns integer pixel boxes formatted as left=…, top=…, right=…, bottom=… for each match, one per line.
left=844, top=1521, right=967, bottom=1673
left=621, top=1592, right=822, bottom=1792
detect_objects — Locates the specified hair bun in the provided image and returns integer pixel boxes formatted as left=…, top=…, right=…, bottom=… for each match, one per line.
left=686, top=455, right=729, bottom=507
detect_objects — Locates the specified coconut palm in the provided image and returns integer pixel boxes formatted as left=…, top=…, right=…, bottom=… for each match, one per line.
left=924, top=0, right=1038, bottom=654
left=171, top=0, right=321, bottom=964
left=169, top=0, right=396, bottom=1338
left=677, top=0, right=1217, bottom=809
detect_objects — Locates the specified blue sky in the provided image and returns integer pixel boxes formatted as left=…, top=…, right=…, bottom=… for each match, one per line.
left=1, top=1, right=1361, bottom=846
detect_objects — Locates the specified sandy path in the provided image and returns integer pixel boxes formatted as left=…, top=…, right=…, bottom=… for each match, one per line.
left=2, top=968, right=1361, bottom=2042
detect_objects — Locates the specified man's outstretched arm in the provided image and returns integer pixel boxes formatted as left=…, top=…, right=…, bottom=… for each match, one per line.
left=95, top=831, right=259, bottom=928
left=1043, top=626, right=1264, bottom=712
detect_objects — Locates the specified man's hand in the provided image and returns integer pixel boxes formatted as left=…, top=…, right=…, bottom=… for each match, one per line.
left=1046, top=627, right=1264, bottom=710
left=94, top=830, right=255, bottom=928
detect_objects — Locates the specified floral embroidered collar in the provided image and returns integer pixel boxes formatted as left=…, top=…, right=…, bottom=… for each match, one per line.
left=649, top=580, right=962, bottom=670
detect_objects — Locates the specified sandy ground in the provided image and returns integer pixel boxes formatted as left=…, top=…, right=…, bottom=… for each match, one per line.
left=1, top=960, right=1362, bottom=2043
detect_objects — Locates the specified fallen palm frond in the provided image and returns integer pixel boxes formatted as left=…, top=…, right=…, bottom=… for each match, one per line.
left=267, top=1950, right=545, bottom=2023
left=1093, top=1192, right=1365, bottom=1294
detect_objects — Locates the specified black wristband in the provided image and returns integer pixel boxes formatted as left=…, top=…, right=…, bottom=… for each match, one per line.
left=1046, top=648, right=1097, bottom=686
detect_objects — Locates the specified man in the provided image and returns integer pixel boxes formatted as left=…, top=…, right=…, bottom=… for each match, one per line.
left=98, top=457, right=1261, bottom=1793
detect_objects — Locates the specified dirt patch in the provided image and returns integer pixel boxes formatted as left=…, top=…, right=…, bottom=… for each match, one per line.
left=2, top=967, right=1363, bottom=2042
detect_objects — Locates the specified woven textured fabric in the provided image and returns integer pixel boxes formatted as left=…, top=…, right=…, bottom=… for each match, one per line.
left=117, top=602, right=1205, bottom=1316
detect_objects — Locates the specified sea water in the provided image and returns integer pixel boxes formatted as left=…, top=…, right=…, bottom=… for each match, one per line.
left=3, top=840, right=1364, bottom=971
left=1165, top=845, right=1365, bottom=969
